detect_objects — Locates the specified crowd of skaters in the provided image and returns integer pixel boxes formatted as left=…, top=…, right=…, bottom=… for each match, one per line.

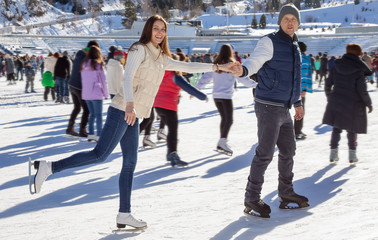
left=1, top=40, right=377, bottom=156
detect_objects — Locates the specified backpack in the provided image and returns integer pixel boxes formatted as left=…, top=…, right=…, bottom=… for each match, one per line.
left=42, top=71, right=54, bottom=87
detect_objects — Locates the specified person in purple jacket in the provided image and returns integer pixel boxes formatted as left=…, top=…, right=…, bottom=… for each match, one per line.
left=81, top=46, right=108, bottom=142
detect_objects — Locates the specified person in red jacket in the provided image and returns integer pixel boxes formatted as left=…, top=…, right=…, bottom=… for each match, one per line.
left=153, top=53, right=207, bottom=167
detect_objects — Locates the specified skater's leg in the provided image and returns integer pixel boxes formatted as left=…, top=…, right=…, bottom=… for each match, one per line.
left=79, top=92, right=89, bottom=134
left=155, top=107, right=178, bottom=153
left=44, top=87, right=49, bottom=101
left=245, top=103, right=283, bottom=202
left=214, top=99, right=226, bottom=138
left=53, top=107, right=128, bottom=173
left=86, top=100, right=95, bottom=135
left=294, top=96, right=305, bottom=136
left=67, top=86, right=80, bottom=130
left=276, top=113, right=296, bottom=197
left=91, top=100, right=103, bottom=136
left=139, top=108, right=154, bottom=135
left=119, top=118, right=139, bottom=213
left=330, top=127, right=342, bottom=149
left=346, top=131, right=357, bottom=150
left=214, top=99, right=233, bottom=139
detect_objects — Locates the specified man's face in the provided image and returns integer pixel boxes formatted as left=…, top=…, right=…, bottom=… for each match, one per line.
left=280, top=14, right=299, bottom=38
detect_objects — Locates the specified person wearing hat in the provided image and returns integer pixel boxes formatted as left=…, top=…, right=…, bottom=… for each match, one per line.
left=294, top=41, right=313, bottom=140
left=231, top=3, right=308, bottom=218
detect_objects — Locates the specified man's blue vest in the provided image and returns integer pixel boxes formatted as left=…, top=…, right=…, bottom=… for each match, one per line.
left=255, top=28, right=302, bottom=108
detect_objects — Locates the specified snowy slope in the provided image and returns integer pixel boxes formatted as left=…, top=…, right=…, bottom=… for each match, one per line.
left=0, top=71, right=377, bottom=240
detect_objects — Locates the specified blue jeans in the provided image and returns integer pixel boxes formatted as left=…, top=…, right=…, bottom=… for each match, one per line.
left=86, top=100, right=103, bottom=136
left=245, top=102, right=296, bottom=202
left=52, top=106, right=140, bottom=212
left=55, top=77, right=68, bottom=98
left=17, top=67, right=23, bottom=80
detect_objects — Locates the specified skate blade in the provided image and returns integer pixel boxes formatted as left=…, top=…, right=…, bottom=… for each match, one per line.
left=28, top=157, right=36, bottom=195
left=171, top=164, right=189, bottom=169
left=349, top=161, right=358, bottom=167
left=142, top=145, right=156, bottom=149
left=79, top=138, right=97, bottom=143
left=243, top=208, right=270, bottom=218
left=64, top=135, right=78, bottom=140
left=214, top=149, right=233, bottom=156
left=279, top=202, right=310, bottom=209
left=113, top=226, right=147, bottom=232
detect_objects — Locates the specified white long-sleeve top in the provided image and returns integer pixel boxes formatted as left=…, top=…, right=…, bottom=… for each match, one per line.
left=196, top=71, right=256, bottom=99
left=242, top=36, right=273, bottom=76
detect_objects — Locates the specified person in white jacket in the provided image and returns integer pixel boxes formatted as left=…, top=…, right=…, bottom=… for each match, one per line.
left=42, top=52, right=59, bottom=101
left=106, top=51, right=125, bottom=99
left=196, top=44, right=256, bottom=155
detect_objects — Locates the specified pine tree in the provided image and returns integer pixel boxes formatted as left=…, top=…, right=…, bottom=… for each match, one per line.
left=251, top=15, right=258, bottom=29
left=122, top=0, right=137, bottom=29
left=259, top=14, right=266, bottom=29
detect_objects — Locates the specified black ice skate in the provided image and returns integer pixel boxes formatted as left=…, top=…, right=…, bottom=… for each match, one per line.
left=244, top=199, right=271, bottom=218
left=65, top=128, right=79, bottom=140
left=278, top=193, right=309, bottom=209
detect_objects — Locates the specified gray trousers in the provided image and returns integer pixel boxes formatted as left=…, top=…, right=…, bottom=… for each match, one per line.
left=245, top=102, right=296, bottom=202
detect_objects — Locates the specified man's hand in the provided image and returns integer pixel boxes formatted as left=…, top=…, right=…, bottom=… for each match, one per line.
left=125, top=102, right=136, bottom=126
left=368, top=105, right=373, bottom=113
left=230, top=61, right=244, bottom=77
left=294, top=106, right=304, bottom=120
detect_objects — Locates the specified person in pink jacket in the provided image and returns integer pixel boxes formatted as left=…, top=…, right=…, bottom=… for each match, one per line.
left=81, top=46, right=109, bottom=142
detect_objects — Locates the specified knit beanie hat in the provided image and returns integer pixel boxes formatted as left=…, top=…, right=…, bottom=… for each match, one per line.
left=277, top=3, right=300, bottom=25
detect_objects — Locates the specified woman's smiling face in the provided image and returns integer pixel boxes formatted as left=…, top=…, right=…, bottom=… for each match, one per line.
left=150, top=20, right=166, bottom=47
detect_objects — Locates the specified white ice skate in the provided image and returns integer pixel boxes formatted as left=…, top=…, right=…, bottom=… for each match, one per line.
left=157, top=128, right=167, bottom=141
left=115, top=212, right=147, bottom=231
left=29, top=158, right=52, bottom=194
left=216, top=138, right=233, bottom=156
left=142, top=135, right=156, bottom=148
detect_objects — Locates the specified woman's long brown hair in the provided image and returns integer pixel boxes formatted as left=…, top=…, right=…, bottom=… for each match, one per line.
left=129, top=15, right=172, bottom=58
left=81, top=46, right=104, bottom=71
left=213, top=44, right=235, bottom=73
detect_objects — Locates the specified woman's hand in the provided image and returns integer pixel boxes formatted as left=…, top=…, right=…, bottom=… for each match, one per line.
left=125, top=102, right=136, bottom=126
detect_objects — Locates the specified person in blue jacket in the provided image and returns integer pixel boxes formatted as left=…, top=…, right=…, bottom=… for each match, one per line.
left=294, top=41, right=313, bottom=140
left=65, top=40, right=99, bottom=138
left=231, top=3, right=309, bottom=217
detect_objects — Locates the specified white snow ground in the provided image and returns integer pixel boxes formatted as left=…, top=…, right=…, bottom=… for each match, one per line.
left=0, top=72, right=378, bottom=240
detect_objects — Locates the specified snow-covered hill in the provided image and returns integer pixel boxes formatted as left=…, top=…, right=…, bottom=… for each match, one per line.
left=1, top=0, right=377, bottom=37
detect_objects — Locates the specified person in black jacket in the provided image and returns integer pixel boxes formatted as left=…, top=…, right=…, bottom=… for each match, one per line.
left=322, top=43, right=373, bottom=164
left=54, top=53, right=70, bottom=103
left=15, top=55, right=24, bottom=81
left=318, top=52, right=328, bottom=88
left=66, top=40, right=100, bottom=137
